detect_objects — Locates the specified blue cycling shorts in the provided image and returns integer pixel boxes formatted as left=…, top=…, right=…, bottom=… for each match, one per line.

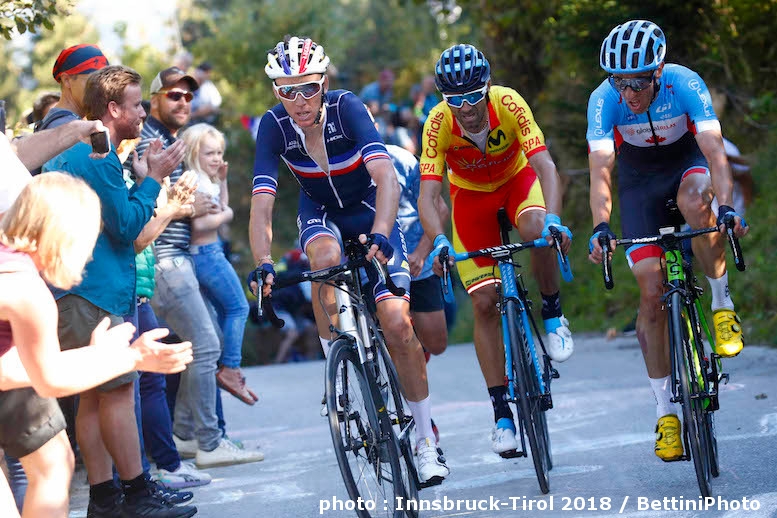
left=296, top=191, right=411, bottom=304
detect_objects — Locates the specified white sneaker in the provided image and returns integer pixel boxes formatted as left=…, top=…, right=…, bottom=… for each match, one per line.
left=173, top=434, right=197, bottom=460
left=195, top=438, right=265, bottom=468
left=153, top=461, right=212, bottom=489
left=416, top=438, right=449, bottom=484
left=545, top=315, right=574, bottom=363
left=491, top=421, right=519, bottom=454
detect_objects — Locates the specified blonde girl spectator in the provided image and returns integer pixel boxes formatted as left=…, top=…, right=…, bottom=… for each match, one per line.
left=180, top=123, right=257, bottom=405
left=0, top=173, right=193, bottom=518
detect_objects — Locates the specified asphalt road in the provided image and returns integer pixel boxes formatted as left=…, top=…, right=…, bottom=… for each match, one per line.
left=69, top=334, right=777, bottom=518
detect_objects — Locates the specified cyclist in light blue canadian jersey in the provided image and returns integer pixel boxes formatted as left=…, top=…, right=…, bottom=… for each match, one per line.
left=389, top=144, right=449, bottom=358
left=586, top=20, right=749, bottom=462
left=249, top=36, right=449, bottom=484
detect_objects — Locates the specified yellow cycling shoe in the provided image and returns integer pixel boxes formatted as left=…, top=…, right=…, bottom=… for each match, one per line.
left=713, top=309, right=744, bottom=357
left=655, top=414, right=683, bottom=461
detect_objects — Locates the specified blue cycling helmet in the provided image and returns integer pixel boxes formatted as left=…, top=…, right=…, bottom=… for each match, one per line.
left=600, top=20, right=666, bottom=74
left=434, top=44, right=490, bottom=94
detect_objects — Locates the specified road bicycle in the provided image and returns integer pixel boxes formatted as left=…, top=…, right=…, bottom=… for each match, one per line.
left=259, top=238, right=435, bottom=517
left=438, top=208, right=573, bottom=494
left=598, top=215, right=745, bottom=497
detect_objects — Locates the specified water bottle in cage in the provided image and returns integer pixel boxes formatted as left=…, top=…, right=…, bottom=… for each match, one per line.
left=334, top=278, right=373, bottom=361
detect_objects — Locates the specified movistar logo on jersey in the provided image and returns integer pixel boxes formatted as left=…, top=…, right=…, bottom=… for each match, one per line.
left=488, top=129, right=507, bottom=149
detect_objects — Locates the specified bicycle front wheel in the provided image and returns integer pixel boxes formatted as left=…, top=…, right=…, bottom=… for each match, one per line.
left=506, top=300, right=550, bottom=494
left=669, top=293, right=712, bottom=497
left=687, top=301, right=720, bottom=478
left=326, top=338, right=408, bottom=518
left=375, top=337, right=419, bottom=517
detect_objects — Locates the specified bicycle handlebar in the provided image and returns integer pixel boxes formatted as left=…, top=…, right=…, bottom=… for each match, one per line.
left=260, top=238, right=405, bottom=329
left=599, top=224, right=746, bottom=289
left=439, top=232, right=573, bottom=295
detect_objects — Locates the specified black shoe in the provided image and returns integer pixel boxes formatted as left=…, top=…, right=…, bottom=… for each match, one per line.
left=121, top=488, right=197, bottom=517
left=87, top=494, right=123, bottom=518
left=148, top=479, right=194, bottom=505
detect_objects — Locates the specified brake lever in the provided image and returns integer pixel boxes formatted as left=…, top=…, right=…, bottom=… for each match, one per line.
left=723, top=214, right=746, bottom=272
left=599, top=235, right=614, bottom=290
left=549, top=227, right=573, bottom=282
left=439, top=246, right=450, bottom=295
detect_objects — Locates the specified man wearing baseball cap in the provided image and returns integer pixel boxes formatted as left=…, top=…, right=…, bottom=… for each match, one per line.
left=32, top=44, right=109, bottom=175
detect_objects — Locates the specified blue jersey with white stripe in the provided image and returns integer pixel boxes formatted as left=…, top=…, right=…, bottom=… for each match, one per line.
left=252, top=89, right=390, bottom=209
left=586, top=64, right=721, bottom=159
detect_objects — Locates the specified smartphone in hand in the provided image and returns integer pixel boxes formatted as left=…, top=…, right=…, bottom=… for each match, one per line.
left=90, top=128, right=110, bottom=154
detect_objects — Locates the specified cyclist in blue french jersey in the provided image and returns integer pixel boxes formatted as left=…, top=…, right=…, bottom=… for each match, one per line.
left=586, top=20, right=749, bottom=462
left=249, top=36, right=448, bottom=484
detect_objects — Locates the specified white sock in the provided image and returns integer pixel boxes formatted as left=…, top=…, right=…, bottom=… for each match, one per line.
left=407, top=396, right=435, bottom=448
left=707, top=272, right=734, bottom=312
left=650, top=376, right=678, bottom=419
left=320, top=337, right=331, bottom=358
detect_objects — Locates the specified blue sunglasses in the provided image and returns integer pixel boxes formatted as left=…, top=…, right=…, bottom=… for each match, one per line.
left=443, top=85, right=488, bottom=108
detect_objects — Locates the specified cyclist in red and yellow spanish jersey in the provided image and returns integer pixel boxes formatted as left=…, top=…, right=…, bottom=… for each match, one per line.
left=418, top=44, right=574, bottom=458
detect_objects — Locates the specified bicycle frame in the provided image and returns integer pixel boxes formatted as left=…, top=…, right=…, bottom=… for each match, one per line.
left=498, top=255, right=549, bottom=400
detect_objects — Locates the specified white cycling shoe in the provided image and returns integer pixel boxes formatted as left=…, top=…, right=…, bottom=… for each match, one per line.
left=491, top=418, right=519, bottom=455
left=545, top=315, right=574, bottom=363
left=416, top=438, right=449, bottom=485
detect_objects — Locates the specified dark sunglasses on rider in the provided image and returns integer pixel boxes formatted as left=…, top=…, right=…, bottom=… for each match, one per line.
left=442, top=85, right=488, bottom=108
left=160, top=89, right=194, bottom=102
left=273, top=77, right=326, bottom=101
left=608, top=73, right=655, bottom=93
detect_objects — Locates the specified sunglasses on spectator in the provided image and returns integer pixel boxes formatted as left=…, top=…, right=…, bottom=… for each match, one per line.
left=159, top=89, right=194, bottom=102
left=608, top=73, right=655, bottom=93
left=443, top=85, right=488, bottom=108
left=273, top=77, right=326, bottom=101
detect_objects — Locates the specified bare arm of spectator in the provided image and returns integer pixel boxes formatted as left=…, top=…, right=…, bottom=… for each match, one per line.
left=12, top=119, right=109, bottom=169
left=191, top=205, right=233, bottom=234
left=0, top=275, right=192, bottom=397
left=133, top=170, right=198, bottom=253
left=217, top=161, right=229, bottom=209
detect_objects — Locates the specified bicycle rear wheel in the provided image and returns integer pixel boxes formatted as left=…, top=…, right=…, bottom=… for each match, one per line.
left=375, top=335, right=419, bottom=516
left=506, top=300, right=550, bottom=494
left=669, top=293, right=712, bottom=497
left=326, top=338, right=407, bottom=518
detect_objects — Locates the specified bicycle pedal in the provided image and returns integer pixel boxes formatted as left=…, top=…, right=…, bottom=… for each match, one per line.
left=719, top=372, right=730, bottom=384
left=419, top=476, right=444, bottom=489
left=551, top=368, right=560, bottom=379
left=499, top=449, right=525, bottom=459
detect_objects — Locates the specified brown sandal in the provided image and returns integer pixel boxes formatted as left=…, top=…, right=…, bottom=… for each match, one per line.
left=216, top=366, right=258, bottom=406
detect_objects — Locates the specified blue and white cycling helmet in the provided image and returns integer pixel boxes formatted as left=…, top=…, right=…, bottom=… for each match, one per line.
left=434, top=44, right=490, bottom=94
left=265, top=36, right=330, bottom=79
left=600, top=20, right=666, bottom=74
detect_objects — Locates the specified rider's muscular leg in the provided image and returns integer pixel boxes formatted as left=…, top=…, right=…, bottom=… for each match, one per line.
left=306, top=237, right=342, bottom=347
left=677, top=173, right=726, bottom=279
left=633, top=259, right=670, bottom=378
left=470, top=286, right=504, bottom=388
left=518, top=210, right=560, bottom=297
left=378, top=299, right=428, bottom=402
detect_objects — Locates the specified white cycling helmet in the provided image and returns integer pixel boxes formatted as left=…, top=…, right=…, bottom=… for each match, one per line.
left=265, top=36, right=330, bottom=80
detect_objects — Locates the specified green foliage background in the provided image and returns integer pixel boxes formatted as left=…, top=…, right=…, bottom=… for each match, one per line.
left=3, top=0, right=775, bottom=354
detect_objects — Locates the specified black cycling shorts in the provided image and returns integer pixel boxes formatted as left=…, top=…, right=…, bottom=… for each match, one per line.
left=409, top=275, right=444, bottom=313
left=617, top=133, right=709, bottom=266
